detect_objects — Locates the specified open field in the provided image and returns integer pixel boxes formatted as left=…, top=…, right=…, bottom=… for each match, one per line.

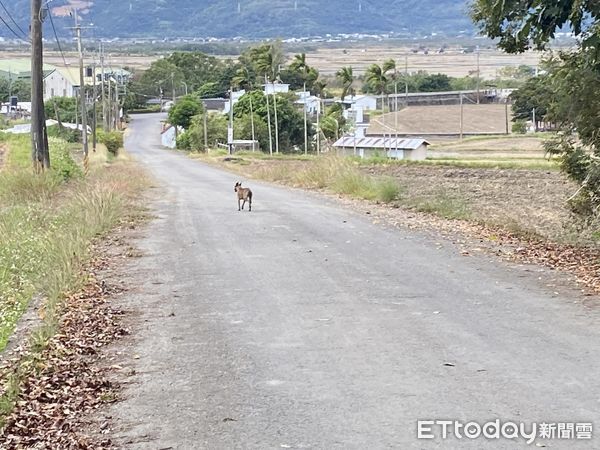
left=369, top=104, right=513, bottom=135
left=303, top=47, right=543, bottom=77
left=1, top=46, right=543, bottom=78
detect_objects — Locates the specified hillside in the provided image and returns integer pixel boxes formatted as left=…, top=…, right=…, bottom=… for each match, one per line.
left=3, top=0, right=472, bottom=39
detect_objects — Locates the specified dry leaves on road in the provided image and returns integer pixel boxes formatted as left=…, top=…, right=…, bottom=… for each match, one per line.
left=0, top=255, right=129, bottom=449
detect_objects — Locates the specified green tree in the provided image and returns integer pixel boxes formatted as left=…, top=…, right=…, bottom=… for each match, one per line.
left=417, top=73, right=452, bottom=92
left=509, top=75, right=552, bottom=122
left=336, top=66, right=355, bottom=101
left=181, top=113, right=228, bottom=151
left=472, top=0, right=600, bottom=215
left=234, top=91, right=312, bottom=152
left=44, top=97, right=78, bottom=123
left=168, top=95, right=204, bottom=130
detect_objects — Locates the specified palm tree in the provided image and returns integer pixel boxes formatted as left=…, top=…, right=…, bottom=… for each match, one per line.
left=365, top=59, right=396, bottom=110
left=336, top=66, right=355, bottom=101
left=232, top=66, right=254, bottom=90
left=290, top=53, right=309, bottom=76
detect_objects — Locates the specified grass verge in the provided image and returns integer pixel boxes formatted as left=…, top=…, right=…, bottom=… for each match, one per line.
left=0, top=132, right=148, bottom=427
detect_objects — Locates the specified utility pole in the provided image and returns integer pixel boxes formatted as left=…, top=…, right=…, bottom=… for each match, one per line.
left=459, top=91, right=464, bottom=140
left=476, top=46, right=481, bottom=105
left=73, top=9, right=89, bottom=171
left=249, top=94, right=256, bottom=152
left=273, top=91, right=279, bottom=154
left=303, top=82, right=308, bottom=155
left=203, top=108, right=208, bottom=150
left=100, top=43, right=107, bottom=131
left=265, top=75, right=273, bottom=155
left=31, top=0, right=50, bottom=170
left=316, top=95, right=321, bottom=155
left=505, top=99, right=509, bottom=135
left=114, top=72, right=120, bottom=130
left=92, top=62, right=97, bottom=151
left=228, top=87, right=234, bottom=155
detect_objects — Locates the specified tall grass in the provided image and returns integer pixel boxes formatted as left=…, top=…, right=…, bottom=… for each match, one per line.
left=0, top=131, right=147, bottom=424
left=253, top=155, right=404, bottom=203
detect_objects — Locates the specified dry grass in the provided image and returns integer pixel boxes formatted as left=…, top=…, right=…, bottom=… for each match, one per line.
left=369, top=104, right=513, bottom=135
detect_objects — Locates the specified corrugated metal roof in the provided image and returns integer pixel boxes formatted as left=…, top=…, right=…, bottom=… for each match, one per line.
left=332, top=136, right=429, bottom=150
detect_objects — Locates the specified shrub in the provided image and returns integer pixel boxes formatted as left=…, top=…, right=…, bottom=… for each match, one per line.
left=47, top=126, right=80, bottom=143
left=98, top=130, right=124, bottom=156
left=512, top=120, right=527, bottom=134
left=48, top=137, right=82, bottom=181
left=176, top=132, right=191, bottom=150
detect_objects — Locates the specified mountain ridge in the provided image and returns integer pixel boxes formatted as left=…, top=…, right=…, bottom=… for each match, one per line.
left=3, top=0, right=473, bottom=39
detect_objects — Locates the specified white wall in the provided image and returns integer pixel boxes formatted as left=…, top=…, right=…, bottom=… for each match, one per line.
left=43, top=71, right=76, bottom=100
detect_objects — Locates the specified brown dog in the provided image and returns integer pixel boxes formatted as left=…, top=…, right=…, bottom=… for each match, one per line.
left=234, top=182, right=252, bottom=212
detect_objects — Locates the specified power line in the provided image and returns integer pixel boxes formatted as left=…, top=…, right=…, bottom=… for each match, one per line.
left=0, top=13, right=26, bottom=41
left=0, top=0, right=27, bottom=39
left=47, top=6, right=69, bottom=67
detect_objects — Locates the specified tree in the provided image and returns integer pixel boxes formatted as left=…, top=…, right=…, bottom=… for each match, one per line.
left=168, top=95, right=204, bottom=130
left=183, top=112, right=227, bottom=151
left=365, top=59, right=395, bottom=99
left=471, top=1, right=600, bottom=53
left=234, top=91, right=312, bottom=152
left=472, top=0, right=600, bottom=215
left=418, top=74, right=452, bottom=92
left=44, top=97, right=78, bottom=123
left=336, top=66, right=355, bottom=101
left=509, top=75, right=552, bottom=122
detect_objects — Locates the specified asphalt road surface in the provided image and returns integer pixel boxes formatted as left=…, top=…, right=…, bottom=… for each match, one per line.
left=110, top=113, right=600, bottom=449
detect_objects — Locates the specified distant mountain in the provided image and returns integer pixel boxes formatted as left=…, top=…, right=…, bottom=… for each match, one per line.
left=4, top=0, right=473, bottom=39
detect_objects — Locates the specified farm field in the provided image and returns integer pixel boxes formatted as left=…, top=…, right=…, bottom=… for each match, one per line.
left=0, top=45, right=543, bottom=78
left=369, top=104, right=513, bottom=135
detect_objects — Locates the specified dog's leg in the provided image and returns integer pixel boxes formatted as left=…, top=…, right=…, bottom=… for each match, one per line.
left=238, top=198, right=241, bottom=211
left=249, top=197, right=252, bottom=212
left=241, top=198, right=246, bottom=210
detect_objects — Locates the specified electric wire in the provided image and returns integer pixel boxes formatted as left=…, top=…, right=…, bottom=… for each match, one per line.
left=0, top=0, right=27, bottom=39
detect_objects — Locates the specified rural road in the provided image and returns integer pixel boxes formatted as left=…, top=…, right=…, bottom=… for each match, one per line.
left=110, top=113, right=600, bottom=449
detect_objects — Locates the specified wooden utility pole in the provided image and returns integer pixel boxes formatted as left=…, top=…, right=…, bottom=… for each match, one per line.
left=92, top=62, right=97, bottom=151
left=100, top=43, right=107, bottom=131
left=74, top=9, right=89, bottom=170
left=273, top=90, right=279, bottom=154
left=249, top=94, right=256, bottom=152
left=31, top=0, right=50, bottom=170
left=203, top=109, right=208, bottom=150
left=459, top=92, right=464, bottom=140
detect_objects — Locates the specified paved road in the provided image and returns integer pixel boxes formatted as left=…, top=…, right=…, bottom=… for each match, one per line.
left=111, top=113, right=600, bottom=449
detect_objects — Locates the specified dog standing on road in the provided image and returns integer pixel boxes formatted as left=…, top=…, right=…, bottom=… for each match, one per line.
left=234, top=182, right=252, bottom=212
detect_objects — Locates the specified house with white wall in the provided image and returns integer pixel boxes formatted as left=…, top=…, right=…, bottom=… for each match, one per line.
left=333, top=135, right=429, bottom=160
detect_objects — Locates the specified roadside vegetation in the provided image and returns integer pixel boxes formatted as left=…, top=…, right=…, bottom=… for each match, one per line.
left=0, top=131, right=147, bottom=427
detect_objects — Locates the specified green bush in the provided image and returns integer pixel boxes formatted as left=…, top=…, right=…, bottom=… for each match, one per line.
left=176, top=132, right=192, bottom=150
left=512, top=120, right=527, bottom=134
left=98, top=130, right=124, bottom=156
left=47, top=125, right=80, bottom=143
left=48, top=137, right=82, bottom=181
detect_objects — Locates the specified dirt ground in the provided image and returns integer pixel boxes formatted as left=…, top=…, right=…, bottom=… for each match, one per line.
left=369, top=104, right=513, bottom=135
left=303, top=47, right=542, bottom=77
left=3, top=46, right=542, bottom=79
left=363, top=164, right=580, bottom=241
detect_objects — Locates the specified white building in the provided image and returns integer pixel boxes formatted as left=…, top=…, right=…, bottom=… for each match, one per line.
left=333, top=136, right=429, bottom=160
left=340, top=94, right=377, bottom=111
left=263, top=82, right=290, bottom=95
left=223, top=89, right=246, bottom=115
left=295, top=91, right=320, bottom=114
left=43, top=67, right=78, bottom=100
